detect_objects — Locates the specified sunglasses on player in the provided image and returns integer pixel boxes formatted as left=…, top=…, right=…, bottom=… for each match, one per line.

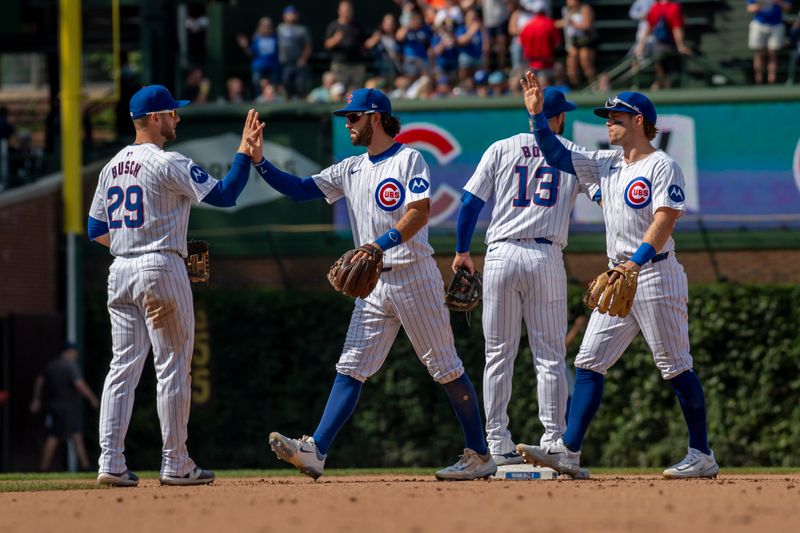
left=345, top=111, right=376, bottom=124
left=148, top=109, right=178, bottom=119
left=605, top=97, right=641, bottom=115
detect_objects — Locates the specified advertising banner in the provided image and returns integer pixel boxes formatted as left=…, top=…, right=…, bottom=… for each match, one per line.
left=332, top=101, right=800, bottom=234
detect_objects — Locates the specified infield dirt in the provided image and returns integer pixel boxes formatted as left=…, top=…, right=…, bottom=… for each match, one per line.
left=2, top=474, right=799, bottom=532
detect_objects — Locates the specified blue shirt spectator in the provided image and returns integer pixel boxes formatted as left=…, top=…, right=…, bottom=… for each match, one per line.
left=238, top=17, right=280, bottom=94
left=432, top=27, right=460, bottom=74
left=748, top=0, right=785, bottom=25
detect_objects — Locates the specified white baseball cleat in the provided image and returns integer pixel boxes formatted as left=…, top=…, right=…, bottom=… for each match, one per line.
left=492, top=450, right=526, bottom=466
left=663, top=448, right=719, bottom=479
left=516, top=440, right=589, bottom=479
left=269, top=432, right=326, bottom=480
left=435, top=448, right=497, bottom=481
left=97, top=470, right=139, bottom=487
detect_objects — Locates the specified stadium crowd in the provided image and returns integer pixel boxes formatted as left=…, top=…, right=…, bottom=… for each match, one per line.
left=179, top=0, right=800, bottom=105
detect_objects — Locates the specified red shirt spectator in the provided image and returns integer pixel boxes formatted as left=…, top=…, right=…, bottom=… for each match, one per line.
left=520, top=12, right=562, bottom=70
left=646, top=0, right=684, bottom=41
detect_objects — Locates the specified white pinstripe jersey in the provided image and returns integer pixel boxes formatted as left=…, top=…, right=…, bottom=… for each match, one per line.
left=313, top=143, right=433, bottom=267
left=571, top=149, right=686, bottom=263
left=89, top=143, right=217, bottom=258
left=464, top=133, right=596, bottom=248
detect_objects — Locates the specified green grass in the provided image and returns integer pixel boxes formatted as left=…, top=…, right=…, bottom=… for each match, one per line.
left=1, top=467, right=797, bottom=493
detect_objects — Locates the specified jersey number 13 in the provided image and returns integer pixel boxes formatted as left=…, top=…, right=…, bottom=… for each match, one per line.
left=512, top=165, right=559, bottom=208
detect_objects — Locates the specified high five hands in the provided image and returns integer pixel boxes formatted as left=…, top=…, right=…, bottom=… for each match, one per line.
left=520, top=71, right=544, bottom=116
left=238, top=109, right=265, bottom=163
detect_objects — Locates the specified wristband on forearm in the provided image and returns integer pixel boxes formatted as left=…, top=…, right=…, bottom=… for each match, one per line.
left=375, top=228, right=402, bottom=251
left=630, top=242, right=656, bottom=266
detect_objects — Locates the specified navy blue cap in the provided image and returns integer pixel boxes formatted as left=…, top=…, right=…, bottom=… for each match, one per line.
left=333, top=88, right=392, bottom=116
left=283, top=5, right=297, bottom=14
left=542, top=87, right=577, bottom=119
left=63, top=341, right=78, bottom=351
left=593, top=91, right=657, bottom=123
left=129, top=85, right=190, bottom=120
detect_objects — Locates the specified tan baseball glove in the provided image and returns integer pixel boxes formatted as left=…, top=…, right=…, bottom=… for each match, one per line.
left=327, top=244, right=384, bottom=299
left=185, top=240, right=210, bottom=283
left=583, top=265, right=639, bottom=318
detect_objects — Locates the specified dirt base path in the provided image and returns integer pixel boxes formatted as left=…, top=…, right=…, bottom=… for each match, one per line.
left=2, top=474, right=799, bottom=533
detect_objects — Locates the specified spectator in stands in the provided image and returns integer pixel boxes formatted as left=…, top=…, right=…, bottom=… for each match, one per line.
left=434, top=0, right=465, bottom=27
left=366, top=13, right=403, bottom=82
left=431, top=19, right=461, bottom=80
left=220, top=77, right=245, bottom=103
left=456, top=8, right=489, bottom=78
left=397, top=9, right=433, bottom=78
left=747, top=0, right=792, bottom=84
left=0, top=106, right=15, bottom=142
left=237, top=17, right=280, bottom=96
left=256, top=79, right=284, bottom=103
left=325, top=0, right=367, bottom=91
left=635, top=0, right=692, bottom=90
left=483, top=0, right=511, bottom=70
left=180, top=67, right=210, bottom=104
left=29, top=342, right=99, bottom=471
left=391, top=74, right=413, bottom=98
left=629, top=0, right=656, bottom=57
left=278, top=5, right=313, bottom=99
left=557, top=0, right=597, bottom=87
left=307, top=71, right=338, bottom=103
left=519, top=0, right=562, bottom=77
left=435, top=74, right=455, bottom=97
left=488, top=69, right=509, bottom=94
left=330, top=81, right=347, bottom=103
left=509, top=1, right=536, bottom=71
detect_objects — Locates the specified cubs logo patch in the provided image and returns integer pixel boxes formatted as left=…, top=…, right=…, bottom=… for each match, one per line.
left=190, top=165, right=209, bottom=184
left=624, top=177, right=652, bottom=209
left=668, top=184, right=685, bottom=203
left=375, top=178, right=405, bottom=212
left=408, top=177, right=430, bottom=194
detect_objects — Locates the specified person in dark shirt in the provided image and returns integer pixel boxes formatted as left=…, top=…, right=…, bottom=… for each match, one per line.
left=324, top=0, right=366, bottom=90
left=30, top=343, right=99, bottom=471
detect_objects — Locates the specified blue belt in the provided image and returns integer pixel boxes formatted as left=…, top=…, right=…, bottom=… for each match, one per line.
left=614, top=251, right=669, bottom=266
left=495, top=237, right=553, bottom=245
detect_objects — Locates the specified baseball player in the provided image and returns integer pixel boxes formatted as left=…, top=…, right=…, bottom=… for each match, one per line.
left=255, top=88, right=496, bottom=481
left=452, top=88, right=600, bottom=466
left=88, top=85, right=263, bottom=486
left=516, top=71, right=719, bottom=478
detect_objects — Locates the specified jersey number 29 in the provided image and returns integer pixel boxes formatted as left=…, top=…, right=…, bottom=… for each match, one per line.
left=107, top=185, right=145, bottom=229
left=512, top=165, right=559, bottom=208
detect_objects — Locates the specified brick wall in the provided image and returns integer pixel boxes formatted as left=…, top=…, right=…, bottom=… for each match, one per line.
left=0, top=186, right=60, bottom=316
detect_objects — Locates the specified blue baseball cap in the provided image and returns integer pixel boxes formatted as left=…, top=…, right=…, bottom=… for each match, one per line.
left=333, top=88, right=392, bottom=116
left=283, top=5, right=297, bottom=15
left=593, top=91, right=657, bottom=123
left=129, top=85, right=190, bottom=120
left=63, top=341, right=78, bottom=351
left=542, top=87, right=577, bottom=119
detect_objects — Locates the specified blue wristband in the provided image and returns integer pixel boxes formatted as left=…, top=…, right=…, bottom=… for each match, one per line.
left=532, top=113, right=549, bottom=130
left=375, top=228, right=402, bottom=252
left=630, top=242, right=656, bottom=266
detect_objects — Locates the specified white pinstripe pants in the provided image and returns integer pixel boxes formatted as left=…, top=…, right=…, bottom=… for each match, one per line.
left=98, top=252, right=197, bottom=477
left=482, top=240, right=569, bottom=455
left=576, top=255, right=694, bottom=379
left=336, top=256, right=465, bottom=384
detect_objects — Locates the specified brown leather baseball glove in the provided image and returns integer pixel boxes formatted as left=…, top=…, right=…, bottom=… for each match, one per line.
left=185, top=240, right=210, bottom=283
left=327, top=244, right=384, bottom=299
left=583, top=265, right=639, bottom=318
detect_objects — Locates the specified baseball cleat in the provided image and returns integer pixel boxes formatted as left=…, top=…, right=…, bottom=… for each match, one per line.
left=492, top=450, right=526, bottom=466
left=516, top=440, right=590, bottom=479
left=435, top=448, right=497, bottom=481
left=663, top=448, right=719, bottom=479
left=159, top=466, right=215, bottom=486
left=268, top=432, right=326, bottom=480
left=97, top=470, right=139, bottom=487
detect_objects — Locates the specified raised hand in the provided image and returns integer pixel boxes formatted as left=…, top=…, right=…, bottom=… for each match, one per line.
left=238, top=109, right=265, bottom=162
left=520, top=70, right=544, bottom=116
